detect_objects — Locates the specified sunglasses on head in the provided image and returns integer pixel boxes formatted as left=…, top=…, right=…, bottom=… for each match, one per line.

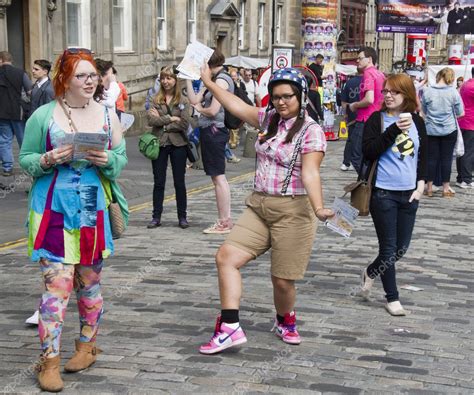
left=59, top=48, right=92, bottom=69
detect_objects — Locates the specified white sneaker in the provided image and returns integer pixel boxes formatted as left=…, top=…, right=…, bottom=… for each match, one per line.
left=385, top=301, right=406, bottom=316
left=432, top=185, right=440, bottom=192
left=471, top=182, right=474, bottom=188
left=25, top=310, right=39, bottom=325
left=340, top=164, right=350, bottom=171
left=456, top=181, right=470, bottom=189
left=348, top=164, right=355, bottom=171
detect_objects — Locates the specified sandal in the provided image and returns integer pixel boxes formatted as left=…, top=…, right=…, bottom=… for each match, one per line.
left=442, top=190, right=455, bottom=198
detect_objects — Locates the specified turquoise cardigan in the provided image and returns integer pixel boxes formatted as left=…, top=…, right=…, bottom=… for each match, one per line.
left=19, top=101, right=129, bottom=227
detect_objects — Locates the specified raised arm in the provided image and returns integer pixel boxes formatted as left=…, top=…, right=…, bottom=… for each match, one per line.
left=199, top=64, right=260, bottom=129
left=185, top=79, right=205, bottom=105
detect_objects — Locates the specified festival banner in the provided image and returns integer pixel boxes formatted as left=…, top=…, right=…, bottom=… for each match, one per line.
left=377, top=0, right=474, bottom=35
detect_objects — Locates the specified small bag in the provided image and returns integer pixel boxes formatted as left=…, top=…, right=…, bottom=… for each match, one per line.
left=453, top=108, right=464, bottom=158
left=343, top=160, right=377, bottom=216
left=186, top=140, right=199, bottom=163
left=108, top=201, right=126, bottom=239
left=138, top=132, right=160, bottom=160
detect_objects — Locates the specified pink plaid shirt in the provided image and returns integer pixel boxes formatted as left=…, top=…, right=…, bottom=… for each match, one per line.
left=254, top=108, right=327, bottom=196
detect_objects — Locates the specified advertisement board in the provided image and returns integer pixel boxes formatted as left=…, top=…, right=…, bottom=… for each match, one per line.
left=377, top=0, right=474, bottom=35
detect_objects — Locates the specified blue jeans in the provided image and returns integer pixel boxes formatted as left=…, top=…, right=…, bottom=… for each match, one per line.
left=224, top=143, right=233, bottom=160
left=350, top=121, right=364, bottom=174
left=366, top=188, right=419, bottom=302
left=0, top=119, right=25, bottom=172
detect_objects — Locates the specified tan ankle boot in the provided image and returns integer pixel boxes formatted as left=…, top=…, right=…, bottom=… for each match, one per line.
left=36, top=354, right=64, bottom=392
left=64, top=339, right=101, bottom=372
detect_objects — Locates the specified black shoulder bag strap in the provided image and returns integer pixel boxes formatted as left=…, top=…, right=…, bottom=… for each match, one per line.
left=281, top=121, right=317, bottom=195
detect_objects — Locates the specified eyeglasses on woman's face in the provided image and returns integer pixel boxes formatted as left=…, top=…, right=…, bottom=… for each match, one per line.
left=271, top=94, right=296, bottom=104
left=74, top=72, right=100, bottom=82
left=381, top=89, right=402, bottom=96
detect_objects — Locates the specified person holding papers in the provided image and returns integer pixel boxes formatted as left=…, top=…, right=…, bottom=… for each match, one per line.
left=359, top=74, right=428, bottom=317
left=197, top=66, right=333, bottom=354
left=19, top=48, right=126, bottom=392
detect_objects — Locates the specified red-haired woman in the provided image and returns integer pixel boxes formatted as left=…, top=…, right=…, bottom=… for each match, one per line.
left=19, top=48, right=126, bottom=392
left=358, top=74, right=428, bottom=316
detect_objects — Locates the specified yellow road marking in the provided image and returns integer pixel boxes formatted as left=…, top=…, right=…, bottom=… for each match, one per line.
left=0, top=172, right=255, bottom=252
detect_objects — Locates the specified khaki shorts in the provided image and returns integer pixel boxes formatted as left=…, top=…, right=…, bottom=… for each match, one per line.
left=225, top=192, right=317, bottom=280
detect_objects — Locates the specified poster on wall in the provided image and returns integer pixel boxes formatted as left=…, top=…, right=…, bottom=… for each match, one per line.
left=377, top=0, right=474, bottom=35
left=302, top=0, right=338, bottom=139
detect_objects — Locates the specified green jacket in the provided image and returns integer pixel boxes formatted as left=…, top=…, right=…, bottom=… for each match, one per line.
left=19, top=100, right=129, bottom=227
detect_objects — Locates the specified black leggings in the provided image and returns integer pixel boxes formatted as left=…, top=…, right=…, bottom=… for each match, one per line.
left=427, top=131, right=457, bottom=183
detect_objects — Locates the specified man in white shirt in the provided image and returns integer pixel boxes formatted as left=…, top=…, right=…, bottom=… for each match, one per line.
left=242, top=69, right=261, bottom=106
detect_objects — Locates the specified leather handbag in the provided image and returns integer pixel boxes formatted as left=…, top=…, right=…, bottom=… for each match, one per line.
left=343, top=160, right=377, bottom=216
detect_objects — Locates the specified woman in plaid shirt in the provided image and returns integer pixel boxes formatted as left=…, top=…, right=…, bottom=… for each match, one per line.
left=196, top=66, right=334, bottom=355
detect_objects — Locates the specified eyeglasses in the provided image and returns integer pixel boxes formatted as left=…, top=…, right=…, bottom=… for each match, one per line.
left=74, top=73, right=99, bottom=82
left=381, top=89, right=402, bottom=96
left=271, top=94, right=296, bottom=103
left=357, top=56, right=367, bottom=61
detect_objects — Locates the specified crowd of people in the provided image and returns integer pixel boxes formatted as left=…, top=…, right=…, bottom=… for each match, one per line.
left=0, top=44, right=472, bottom=391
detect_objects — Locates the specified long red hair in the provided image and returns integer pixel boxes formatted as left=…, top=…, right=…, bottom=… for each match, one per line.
left=52, top=49, right=97, bottom=98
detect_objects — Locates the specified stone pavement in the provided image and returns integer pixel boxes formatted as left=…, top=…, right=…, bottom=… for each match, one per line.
left=0, top=139, right=473, bottom=394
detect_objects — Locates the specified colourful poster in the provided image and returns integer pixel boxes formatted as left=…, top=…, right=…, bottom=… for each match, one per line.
left=377, top=0, right=474, bottom=35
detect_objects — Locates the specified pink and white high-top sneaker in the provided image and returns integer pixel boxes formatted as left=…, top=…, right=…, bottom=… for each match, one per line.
left=199, top=315, right=247, bottom=355
left=271, top=311, right=301, bottom=345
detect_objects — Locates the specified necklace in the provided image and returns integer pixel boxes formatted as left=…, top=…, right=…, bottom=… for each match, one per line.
left=62, top=97, right=90, bottom=133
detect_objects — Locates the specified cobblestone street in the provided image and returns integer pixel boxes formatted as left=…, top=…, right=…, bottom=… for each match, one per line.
left=0, top=140, right=473, bottom=394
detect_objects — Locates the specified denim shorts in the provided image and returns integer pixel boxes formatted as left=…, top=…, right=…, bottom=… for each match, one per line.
left=200, top=125, right=229, bottom=176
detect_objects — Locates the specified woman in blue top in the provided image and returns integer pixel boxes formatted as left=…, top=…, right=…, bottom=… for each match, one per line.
left=422, top=67, right=464, bottom=197
left=359, top=74, right=428, bottom=316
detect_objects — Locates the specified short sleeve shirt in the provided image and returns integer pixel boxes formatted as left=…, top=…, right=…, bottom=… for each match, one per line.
left=254, top=108, right=327, bottom=196
left=356, top=66, right=385, bottom=122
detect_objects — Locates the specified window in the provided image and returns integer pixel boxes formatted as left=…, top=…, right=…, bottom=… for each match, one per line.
left=187, top=0, right=197, bottom=43
left=258, top=3, right=265, bottom=49
left=157, top=0, right=167, bottom=50
left=238, top=1, right=245, bottom=49
left=113, top=0, right=133, bottom=51
left=66, top=0, right=91, bottom=48
left=275, top=5, right=282, bottom=44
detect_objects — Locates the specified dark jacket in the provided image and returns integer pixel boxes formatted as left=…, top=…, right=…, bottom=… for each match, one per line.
left=362, top=111, right=428, bottom=182
left=308, top=63, right=323, bottom=86
left=307, top=89, right=324, bottom=124
left=29, top=79, right=55, bottom=117
left=0, top=64, right=30, bottom=120
left=147, top=98, right=191, bottom=147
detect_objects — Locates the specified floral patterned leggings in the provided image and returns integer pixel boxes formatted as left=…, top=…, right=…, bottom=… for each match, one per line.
left=39, top=259, right=103, bottom=357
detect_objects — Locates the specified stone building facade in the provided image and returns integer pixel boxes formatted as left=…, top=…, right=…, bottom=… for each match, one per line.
left=0, top=0, right=301, bottom=108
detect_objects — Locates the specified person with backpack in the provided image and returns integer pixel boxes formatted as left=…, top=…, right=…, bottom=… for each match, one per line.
left=197, top=66, right=333, bottom=354
left=185, top=49, right=234, bottom=234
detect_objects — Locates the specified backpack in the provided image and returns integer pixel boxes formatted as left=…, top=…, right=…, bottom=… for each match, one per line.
left=215, top=71, right=253, bottom=130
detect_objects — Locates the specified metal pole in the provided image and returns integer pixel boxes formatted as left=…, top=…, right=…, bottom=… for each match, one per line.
left=271, top=0, right=275, bottom=46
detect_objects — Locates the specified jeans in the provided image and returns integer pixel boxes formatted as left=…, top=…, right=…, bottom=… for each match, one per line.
left=366, top=188, right=419, bottom=302
left=427, top=130, right=457, bottom=183
left=456, top=129, right=474, bottom=184
left=350, top=121, right=364, bottom=174
left=225, top=143, right=233, bottom=160
left=151, top=145, right=187, bottom=219
left=0, top=119, right=25, bottom=172
left=342, top=123, right=355, bottom=166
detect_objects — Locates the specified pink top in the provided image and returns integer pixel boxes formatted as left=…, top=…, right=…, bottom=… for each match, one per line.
left=458, top=78, right=474, bottom=130
left=356, top=66, right=385, bottom=122
left=254, top=108, right=327, bottom=196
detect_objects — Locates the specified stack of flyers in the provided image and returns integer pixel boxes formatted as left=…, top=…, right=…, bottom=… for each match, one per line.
left=325, top=197, right=359, bottom=238
left=176, top=41, right=214, bottom=80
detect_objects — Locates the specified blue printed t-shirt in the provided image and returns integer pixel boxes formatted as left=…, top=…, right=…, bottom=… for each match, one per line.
left=376, top=112, right=420, bottom=191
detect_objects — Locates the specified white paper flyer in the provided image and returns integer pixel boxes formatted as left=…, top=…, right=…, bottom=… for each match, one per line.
left=176, top=41, right=214, bottom=80
left=325, top=197, right=359, bottom=238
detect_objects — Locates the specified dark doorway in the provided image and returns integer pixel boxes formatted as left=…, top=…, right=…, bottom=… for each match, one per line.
left=7, top=0, right=25, bottom=69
